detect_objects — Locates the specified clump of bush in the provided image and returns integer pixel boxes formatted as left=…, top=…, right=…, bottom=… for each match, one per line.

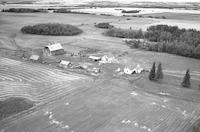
left=104, top=28, right=144, bottom=38
left=2, top=8, right=47, bottom=13
left=187, top=119, right=200, bottom=132
left=95, top=22, right=114, bottom=29
left=21, top=23, right=83, bottom=36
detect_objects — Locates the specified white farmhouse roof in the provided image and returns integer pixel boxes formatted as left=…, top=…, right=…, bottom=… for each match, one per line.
left=124, top=64, right=144, bottom=74
left=45, top=43, right=63, bottom=51
left=30, top=55, right=39, bottom=60
left=124, top=67, right=133, bottom=75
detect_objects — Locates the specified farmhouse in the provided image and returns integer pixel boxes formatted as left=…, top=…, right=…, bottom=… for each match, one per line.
left=124, top=64, right=144, bottom=74
left=43, top=43, right=65, bottom=56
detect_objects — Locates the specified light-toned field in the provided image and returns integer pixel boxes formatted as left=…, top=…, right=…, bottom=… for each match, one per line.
left=0, top=12, right=200, bottom=132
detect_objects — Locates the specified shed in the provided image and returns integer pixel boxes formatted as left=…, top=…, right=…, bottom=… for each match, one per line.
left=43, top=43, right=65, bottom=56
left=88, top=56, right=101, bottom=61
left=29, top=55, right=40, bottom=62
left=100, top=55, right=118, bottom=64
left=59, top=60, right=71, bottom=68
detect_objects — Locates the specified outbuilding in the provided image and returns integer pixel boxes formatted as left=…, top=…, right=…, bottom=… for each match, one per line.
left=29, top=55, right=40, bottom=62
left=59, top=60, right=71, bottom=68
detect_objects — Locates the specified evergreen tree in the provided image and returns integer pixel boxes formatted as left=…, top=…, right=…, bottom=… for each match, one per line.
left=156, top=63, right=164, bottom=80
left=181, top=69, right=191, bottom=88
left=149, top=62, right=156, bottom=81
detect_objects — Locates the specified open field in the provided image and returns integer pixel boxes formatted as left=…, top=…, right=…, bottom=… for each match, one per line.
left=0, top=10, right=200, bottom=132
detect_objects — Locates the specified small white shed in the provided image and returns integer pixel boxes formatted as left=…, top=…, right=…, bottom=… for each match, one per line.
left=30, top=55, right=40, bottom=61
left=59, top=60, right=71, bottom=68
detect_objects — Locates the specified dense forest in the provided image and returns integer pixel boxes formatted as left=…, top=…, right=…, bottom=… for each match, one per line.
left=2, top=8, right=47, bottom=13
left=105, top=25, right=200, bottom=59
left=21, top=23, right=83, bottom=36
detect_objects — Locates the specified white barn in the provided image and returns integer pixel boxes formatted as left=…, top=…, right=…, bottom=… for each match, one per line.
left=43, top=43, right=65, bottom=56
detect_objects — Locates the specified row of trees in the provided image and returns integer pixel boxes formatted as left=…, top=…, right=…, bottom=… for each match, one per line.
left=21, top=23, right=83, bottom=36
left=149, top=62, right=163, bottom=81
left=149, top=62, right=194, bottom=88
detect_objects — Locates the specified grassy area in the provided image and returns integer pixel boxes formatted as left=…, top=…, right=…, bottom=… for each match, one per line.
left=104, top=28, right=143, bottom=38
left=21, top=23, right=83, bottom=36
left=0, top=97, right=34, bottom=120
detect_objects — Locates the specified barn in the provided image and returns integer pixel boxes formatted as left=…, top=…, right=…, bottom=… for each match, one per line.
left=43, top=43, right=65, bottom=56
